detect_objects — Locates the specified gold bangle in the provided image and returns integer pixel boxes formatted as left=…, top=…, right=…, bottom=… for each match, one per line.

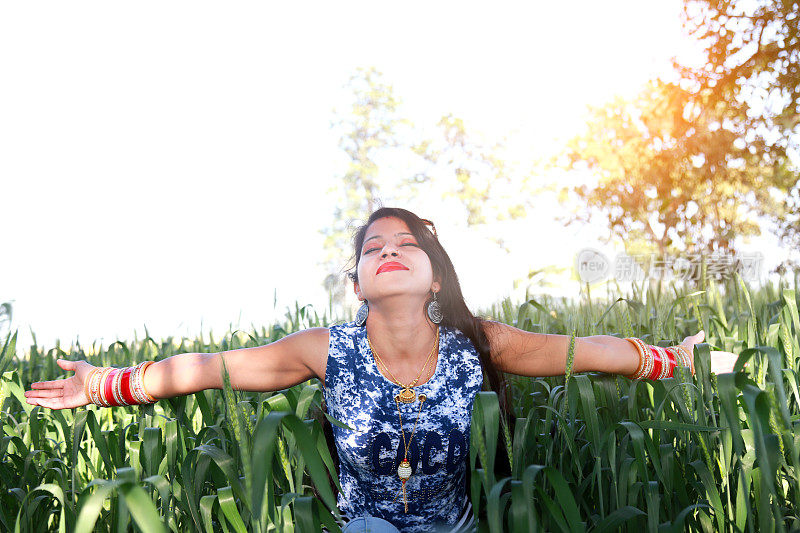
left=94, top=367, right=114, bottom=407
left=626, top=337, right=656, bottom=379
left=624, top=338, right=646, bottom=379
left=88, top=367, right=101, bottom=405
left=670, top=345, right=694, bottom=375
left=134, top=361, right=157, bottom=403
left=129, top=364, right=144, bottom=403
left=84, top=368, right=99, bottom=402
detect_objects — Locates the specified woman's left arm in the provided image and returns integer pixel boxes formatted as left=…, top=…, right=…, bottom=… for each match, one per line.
left=482, top=321, right=738, bottom=378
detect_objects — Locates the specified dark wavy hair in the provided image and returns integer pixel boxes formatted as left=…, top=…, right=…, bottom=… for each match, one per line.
left=317, top=207, right=514, bottom=497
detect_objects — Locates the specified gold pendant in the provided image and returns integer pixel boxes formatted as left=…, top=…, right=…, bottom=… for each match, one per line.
left=396, top=387, right=416, bottom=403
left=397, top=459, right=412, bottom=480
left=397, top=459, right=412, bottom=513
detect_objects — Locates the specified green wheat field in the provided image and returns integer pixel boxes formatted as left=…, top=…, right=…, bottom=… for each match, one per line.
left=2, top=271, right=799, bottom=532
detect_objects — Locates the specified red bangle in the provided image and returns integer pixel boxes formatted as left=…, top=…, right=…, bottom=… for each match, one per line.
left=624, top=338, right=694, bottom=380
left=648, top=345, right=662, bottom=380
left=87, top=363, right=157, bottom=407
left=665, top=347, right=677, bottom=378
left=120, top=367, right=136, bottom=405
left=98, top=368, right=114, bottom=406
left=103, top=368, right=119, bottom=406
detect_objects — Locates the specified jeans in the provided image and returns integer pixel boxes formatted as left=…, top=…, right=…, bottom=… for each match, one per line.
left=341, top=515, right=402, bottom=533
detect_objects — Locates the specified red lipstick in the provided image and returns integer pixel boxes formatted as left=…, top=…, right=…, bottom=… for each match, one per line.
left=376, top=261, right=409, bottom=275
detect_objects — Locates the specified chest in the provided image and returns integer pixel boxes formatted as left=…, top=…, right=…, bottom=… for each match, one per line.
left=331, top=384, right=474, bottom=477
left=323, top=324, right=484, bottom=475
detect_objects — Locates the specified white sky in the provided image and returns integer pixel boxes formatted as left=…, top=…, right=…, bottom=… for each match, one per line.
left=1, top=1, right=792, bottom=351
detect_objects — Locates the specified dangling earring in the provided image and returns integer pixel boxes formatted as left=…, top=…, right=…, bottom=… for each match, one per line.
left=356, top=300, right=369, bottom=326
left=427, top=291, right=442, bottom=324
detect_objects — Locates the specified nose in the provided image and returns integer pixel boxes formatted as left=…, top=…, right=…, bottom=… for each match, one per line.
left=380, top=243, right=400, bottom=259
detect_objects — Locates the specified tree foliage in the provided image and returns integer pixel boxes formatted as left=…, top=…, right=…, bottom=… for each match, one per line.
left=319, top=67, right=408, bottom=314
left=321, top=67, right=531, bottom=311
left=560, top=80, right=781, bottom=256
left=560, top=0, right=798, bottom=263
left=412, top=114, right=530, bottom=251
left=681, top=0, right=800, bottom=262
left=0, top=302, right=11, bottom=335
left=681, top=0, right=800, bottom=137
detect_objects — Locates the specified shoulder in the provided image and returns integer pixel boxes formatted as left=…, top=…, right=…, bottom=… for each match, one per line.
left=321, top=321, right=362, bottom=393
left=479, top=319, right=518, bottom=345
left=479, top=319, right=505, bottom=337
left=288, top=327, right=330, bottom=381
left=479, top=319, right=527, bottom=364
left=325, top=320, right=363, bottom=360
left=447, top=319, right=505, bottom=350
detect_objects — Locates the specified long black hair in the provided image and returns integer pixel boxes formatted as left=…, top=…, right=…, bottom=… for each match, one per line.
left=317, top=206, right=514, bottom=500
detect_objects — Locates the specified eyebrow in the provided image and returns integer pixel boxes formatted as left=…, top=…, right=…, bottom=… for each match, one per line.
left=364, top=232, right=415, bottom=244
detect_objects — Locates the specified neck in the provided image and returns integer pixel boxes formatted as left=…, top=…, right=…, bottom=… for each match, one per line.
left=364, top=299, right=438, bottom=362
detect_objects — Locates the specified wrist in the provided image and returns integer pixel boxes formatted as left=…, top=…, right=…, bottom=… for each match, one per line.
left=624, top=338, right=694, bottom=380
left=593, top=335, right=641, bottom=375
left=86, top=362, right=157, bottom=407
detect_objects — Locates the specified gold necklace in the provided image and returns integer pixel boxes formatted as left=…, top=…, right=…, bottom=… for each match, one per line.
left=367, top=326, right=439, bottom=404
left=374, top=341, right=437, bottom=403
left=392, top=392, right=426, bottom=513
left=365, top=326, right=439, bottom=512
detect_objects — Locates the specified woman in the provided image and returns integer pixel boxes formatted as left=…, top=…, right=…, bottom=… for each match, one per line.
left=24, top=207, right=737, bottom=533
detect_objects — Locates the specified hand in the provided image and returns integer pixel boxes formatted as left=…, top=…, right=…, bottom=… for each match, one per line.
left=680, top=330, right=739, bottom=375
left=24, top=359, right=96, bottom=410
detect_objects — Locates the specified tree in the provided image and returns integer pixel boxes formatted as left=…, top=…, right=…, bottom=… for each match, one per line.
left=680, top=0, right=800, bottom=264
left=320, top=67, right=408, bottom=315
left=409, top=114, right=531, bottom=252
left=558, top=79, right=783, bottom=257
left=557, top=0, right=799, bottom=275
left=681, top=0, right=800, bottom=137
left=321, top=68, right=534, bottom=314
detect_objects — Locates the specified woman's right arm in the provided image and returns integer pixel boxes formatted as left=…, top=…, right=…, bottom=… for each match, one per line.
left=25, top=327, right=330, bottom=410
left=146, top=327, right=330, bottom=396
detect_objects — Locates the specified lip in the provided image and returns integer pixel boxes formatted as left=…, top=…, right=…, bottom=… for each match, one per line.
left=376, top=261, right=409, bottom=275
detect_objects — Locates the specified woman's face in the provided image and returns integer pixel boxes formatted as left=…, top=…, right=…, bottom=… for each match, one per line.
left=354, top=216, right=441, bottom=303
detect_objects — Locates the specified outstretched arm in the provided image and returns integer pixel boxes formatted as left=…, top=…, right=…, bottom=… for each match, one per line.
left=482, top=320, right=639, bottom=377
left=141, top=327, right=329, bottom=397
left=198, top=327, right=328, bottom=392
left=25, top=327, right=330, bottom=410
left=483, top=321, right=736, bottom=378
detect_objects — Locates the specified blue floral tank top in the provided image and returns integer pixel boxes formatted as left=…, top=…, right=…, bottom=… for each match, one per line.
left=323, top=320, right=483, bottom=533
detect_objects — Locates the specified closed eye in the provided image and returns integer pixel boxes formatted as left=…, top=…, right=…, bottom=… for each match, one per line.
left=363, top=243, right=418, bottom=254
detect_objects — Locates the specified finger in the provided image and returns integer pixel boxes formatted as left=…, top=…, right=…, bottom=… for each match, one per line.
left=30, top=380, right=67, bottom=390
left=33, top=397, right=62, bottom=410
left=57, top=359, right=77, bottom=371
left=25, top=389, right=63, bottom=399
left=682, top=330, right=705, bottom=346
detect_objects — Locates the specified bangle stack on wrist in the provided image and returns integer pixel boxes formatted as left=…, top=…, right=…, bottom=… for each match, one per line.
left=624, top=338, right=694, bottom=380
left=84, top=361, right=157, bottom=407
